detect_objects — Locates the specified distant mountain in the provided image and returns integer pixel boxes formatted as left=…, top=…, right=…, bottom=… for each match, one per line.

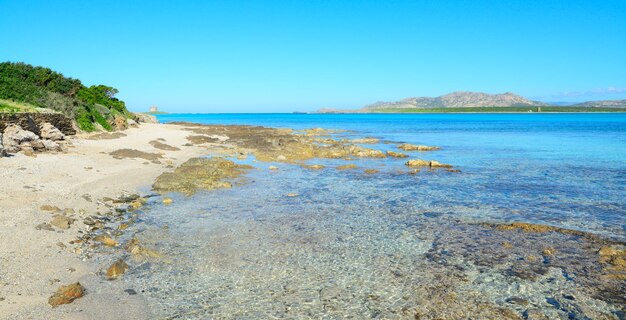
left=364, top=91, right=545, bottom=110
left=573, top=99, right=626, bottom=108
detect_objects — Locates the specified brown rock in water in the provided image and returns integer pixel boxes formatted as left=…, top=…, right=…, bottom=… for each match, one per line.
left=386, top=150, right=408, bottom=158
left=50, top=215, right=75, bottom=229
left=405, top=159, right=452, bottom=169
left=95, top=235, right=119, bottom=247
left=106, top=259, right=129, bottom=279
left=364, top=169, right=379, bottom=174
left=48, top=282, right=85, bottom=307
left=152, top=157, right=252, bottom=195
left=398, top=144, right=440, bottom=151
left=337, top=164, right=357, bottom=170
left=542, top=247, right=556, bottom=256
left=162, top=197, right=173, bottom=205
left=351, top=137, right=379, bottom=144
left=126, top=238, right=161, bottom=258
left=149, top=140, right=180, bottom=151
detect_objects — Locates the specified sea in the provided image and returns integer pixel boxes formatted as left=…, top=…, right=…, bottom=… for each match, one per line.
left=119, top=113, right=626, bottom=319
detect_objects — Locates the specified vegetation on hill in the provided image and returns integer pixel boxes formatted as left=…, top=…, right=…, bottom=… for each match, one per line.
left=370, top=106, right=626, bottom=113
left=0, top=62, right=132, bottom=131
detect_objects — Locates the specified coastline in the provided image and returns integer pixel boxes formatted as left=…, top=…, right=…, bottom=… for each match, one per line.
left=0, top=123, right=213, bottom=319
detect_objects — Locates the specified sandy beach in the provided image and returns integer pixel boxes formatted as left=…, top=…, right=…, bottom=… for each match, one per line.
left=0, top=123, right=215, bottom=319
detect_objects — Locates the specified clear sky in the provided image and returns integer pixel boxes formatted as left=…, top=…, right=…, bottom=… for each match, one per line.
left=1, top=0, right=625, bottom=112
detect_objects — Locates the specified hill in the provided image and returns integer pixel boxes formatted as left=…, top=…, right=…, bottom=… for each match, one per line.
left=573, top=99, right=626, bottom=108
left=364, top=91, right=544, bottom=110
left=0, top=62, right=132, bottom=131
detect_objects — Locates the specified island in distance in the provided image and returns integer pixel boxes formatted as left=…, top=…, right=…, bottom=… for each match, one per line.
left=316, top=91, right=626, bottom=113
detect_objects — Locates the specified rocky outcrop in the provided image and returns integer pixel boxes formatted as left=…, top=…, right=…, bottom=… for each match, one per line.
left=2, top=123, right=67, bottom=154
left=134, top=113, right=158, bottom=124
left=405, top=159, right=452, bottom=168
left=0, top=113, right=75, bottom=135
left=398, top=144, right=440, bottom=151
left=153, top=157, right=253, bottom=195
left=2, top=124, right=43, bottom=153
left=39, top=122, right=65, bottom=140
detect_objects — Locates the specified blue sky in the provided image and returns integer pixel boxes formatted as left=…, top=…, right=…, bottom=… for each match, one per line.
left=1, top=0, right=625, bottom=112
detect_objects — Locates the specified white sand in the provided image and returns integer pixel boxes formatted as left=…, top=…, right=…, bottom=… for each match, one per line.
left=0, top=123, right=214, bottom=319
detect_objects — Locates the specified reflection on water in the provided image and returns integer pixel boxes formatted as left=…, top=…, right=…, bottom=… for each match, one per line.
left=116, top=114, right=625, bottom=318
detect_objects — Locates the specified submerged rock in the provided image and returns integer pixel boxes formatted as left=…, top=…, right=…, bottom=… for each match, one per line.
left=106, top=259, right=129, bottom=279
left=386, top=150, right=408, bottom=158
left=351, top=137, right=379, bottom=144
left=95, top=235, right=119, bottom=247
left=337, top=164, right=357, bottom=170
left=364, top=169, right=379, bottom=174
left=126, top=238, right=161, bottom=259
left=398, top=144, right=440, bottom=151
left=302, top=164, right=325, bottom=170
left=48, top=282, right=85, bottom=307
left=152, top=157, right=252, bottom=195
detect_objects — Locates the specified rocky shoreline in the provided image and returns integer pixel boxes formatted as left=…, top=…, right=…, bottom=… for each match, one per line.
left=1, top=121, right=623, bottom=319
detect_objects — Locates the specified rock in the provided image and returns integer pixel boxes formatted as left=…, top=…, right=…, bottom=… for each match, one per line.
left=112, top=116, right=128, bottom=130
left=364, top=169, right=379, bottom=174
left=405, top=159, right=452, bottom=169
left=134, top=113, right=158, bottom=124
left=163, top=198, right=173, bottom=205
left=39, top=122, right=65, bottom=141
left=405, top=159, right=430, bottom=167
left=125, top=238, right=161, bottom=258
left=152, top=157, right=252, bottom=195
left=124, top=289, right=137, bottom=295
left=352, top=137, right=379, bottom=144
left=35, top=222, right=55, bottom=231
left=269, top=166, right=279, bottom=170
left=542, top=247, right=556, bottom=256
left=337, top=164, right=357, bottom=170
left=50, top=215, right=75, bottom=229
left=40, top=205, right=61, bottom=212
left=127, top=119, right=139, bottom=128
left=95, top=235, right=119, bottom=247
left=286, top=193, right=299, bottom=197
left=41, top=139, right=61, bottom=151
left=149, top=140, right=180, bottom=151
left=2, top=124, right=41, bottom=153
left=398, top=144, right=440, bottom=151
left=48, top=283, right=85, bottom=307
left=106, top=259, right=129, bottom=279
left=386, top=150, right=408, bottom=158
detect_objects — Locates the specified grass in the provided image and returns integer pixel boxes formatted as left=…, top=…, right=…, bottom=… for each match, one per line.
left=370, top=106, right=626, bottom=113
left=0, top=98, right=41, bottom=113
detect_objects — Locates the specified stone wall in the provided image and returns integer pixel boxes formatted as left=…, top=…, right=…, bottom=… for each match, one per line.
left=0, top=113, right=76, bottom=136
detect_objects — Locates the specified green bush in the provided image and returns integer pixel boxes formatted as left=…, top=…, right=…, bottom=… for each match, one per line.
left=0, top=61, right=131, bottom=130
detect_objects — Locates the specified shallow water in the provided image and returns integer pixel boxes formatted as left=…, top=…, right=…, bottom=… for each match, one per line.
left=118, top=114, right=625, bottom=318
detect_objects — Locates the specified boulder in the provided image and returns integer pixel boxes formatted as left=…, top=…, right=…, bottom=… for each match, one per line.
left=39, top=122, right=65, bottom=141
left=112, top=116, right=128, bottom=130
left=48, top=283, right=85, bottom=307
left=2, top=124, right=41, bottom=153
left=405, top=159, right=452, bottom=168
left=134, top=113, right=158, bottom=124
left=50, top=215, right=75, bottom=229
left=41, top=139, right=61, bottom=151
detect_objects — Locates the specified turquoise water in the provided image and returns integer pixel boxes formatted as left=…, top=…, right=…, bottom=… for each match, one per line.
left=121, top=113, right=625, bottom=318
